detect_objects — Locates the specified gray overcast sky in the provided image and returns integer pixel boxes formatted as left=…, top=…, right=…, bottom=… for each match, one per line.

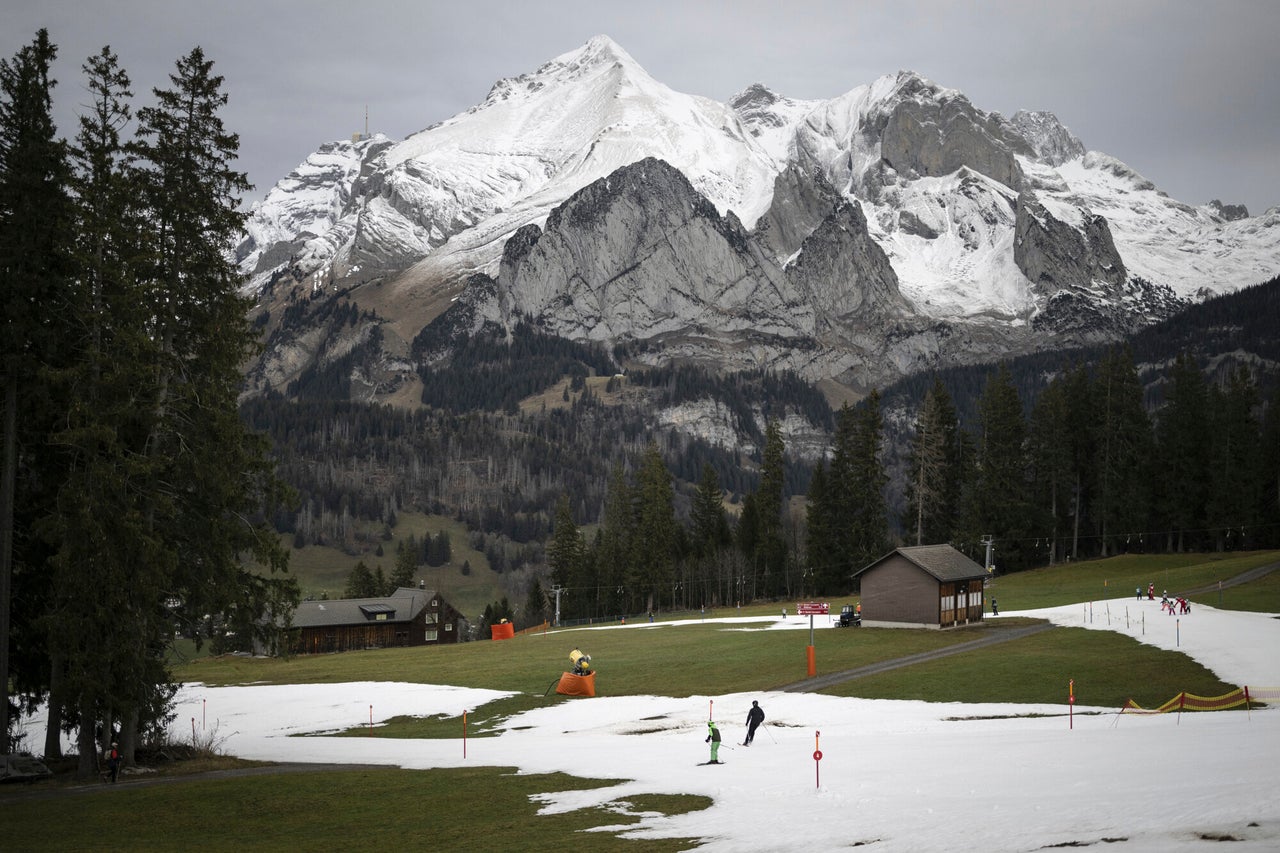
left=4, top=0, right=1278, bottom=215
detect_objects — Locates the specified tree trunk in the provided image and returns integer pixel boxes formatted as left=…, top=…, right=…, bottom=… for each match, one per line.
left=1071, top=474, right=1081, bottom=561
left=121, top=707, right=138, bottom=765
left=42, top=655, right=64, bottom=760
left=76, top=695, right=97, bottom=778
left=0, top=372, right=16, bottom=754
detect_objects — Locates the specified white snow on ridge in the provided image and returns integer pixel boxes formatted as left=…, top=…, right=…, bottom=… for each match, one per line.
left=1051, top=155, right=1280, bottom=297
left=870, top=170, right=1034, bottom=321
left=239, top=38, right=1278, bottom=317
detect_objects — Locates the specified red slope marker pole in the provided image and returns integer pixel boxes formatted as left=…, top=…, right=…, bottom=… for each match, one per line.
left=813, top=730, right=823, bottom=789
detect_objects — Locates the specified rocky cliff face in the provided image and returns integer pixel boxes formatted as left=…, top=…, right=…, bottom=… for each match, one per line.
left=1014, top=192, right=1127, bottom=297
left=1010, top=110, right=1086, bottom=167
left=433, top=156, right=1039, bottom=395
left=239, top=37, right=1276, bottom=421
left=880, top=89, right=1031, bottom=190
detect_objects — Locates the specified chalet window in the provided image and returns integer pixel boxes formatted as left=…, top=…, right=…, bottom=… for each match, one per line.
left=425, top=630, right=438, bottom=642
left=359, top=603, right=396, bottom=621
left=444, top=623, right=453, bottom=632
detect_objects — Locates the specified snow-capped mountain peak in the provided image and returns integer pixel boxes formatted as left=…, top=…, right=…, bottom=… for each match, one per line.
left=238, top=36, right=1277, bottom=404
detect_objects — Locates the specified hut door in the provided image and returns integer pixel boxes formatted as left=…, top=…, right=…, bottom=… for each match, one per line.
left=940, top=582, right=956, bottom=626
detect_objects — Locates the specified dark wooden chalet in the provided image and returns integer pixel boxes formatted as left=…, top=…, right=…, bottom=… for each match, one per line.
left=291, top=587, right=462, bottom=654
left=852, top=544, right=988, bottom=629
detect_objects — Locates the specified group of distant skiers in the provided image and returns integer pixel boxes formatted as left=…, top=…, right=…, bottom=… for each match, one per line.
left=1137, top=583, right=1191, bottom=615
left=703, top=700, right=766, bottom=764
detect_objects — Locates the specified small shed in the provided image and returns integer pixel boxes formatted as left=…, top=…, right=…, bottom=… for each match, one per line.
left=291, top=587, right=462, bottom=654
left=852, top=544, right=988, bottom=629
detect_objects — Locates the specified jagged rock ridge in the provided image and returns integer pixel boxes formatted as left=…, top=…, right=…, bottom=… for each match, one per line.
left=237, top=35, right=1278, bottom=409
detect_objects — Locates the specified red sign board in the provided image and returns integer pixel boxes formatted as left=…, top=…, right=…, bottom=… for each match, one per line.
left=797, top=602, right=829, bottom=615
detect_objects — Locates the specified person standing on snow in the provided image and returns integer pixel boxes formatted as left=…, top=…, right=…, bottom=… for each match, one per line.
left=705, top=720, right=723, bottom=763
left=743, top=700, right=765, bottom=746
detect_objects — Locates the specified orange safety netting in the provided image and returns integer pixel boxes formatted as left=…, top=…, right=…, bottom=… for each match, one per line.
left=1121, top=685, right=1280, bottom=714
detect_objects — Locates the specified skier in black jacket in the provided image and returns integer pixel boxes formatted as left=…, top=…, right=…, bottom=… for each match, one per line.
left=743, top=700, right=765, bottom=745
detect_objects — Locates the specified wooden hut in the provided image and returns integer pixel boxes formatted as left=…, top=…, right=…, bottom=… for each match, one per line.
left=852, top=545, right=988, bottom=629
left=291, top=587, right=462, bottom=654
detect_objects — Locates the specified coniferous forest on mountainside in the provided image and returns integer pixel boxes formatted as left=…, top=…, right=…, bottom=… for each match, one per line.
left=1, top=27, right=1278, bottom=772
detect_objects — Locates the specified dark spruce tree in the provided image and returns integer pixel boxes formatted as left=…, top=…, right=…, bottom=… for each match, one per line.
left=1154, top=354, right=1211, bottom=551
left=904, top=379, right=964, bottom=547
left=753, top=420, right=787, bottom=598
left=0, top=29, right=76, bottom=757
left=1206, top=368, right=1262, bottom=551
left=960, top=366, right=1032, bottom=571
left=39, top=44, right=146, bottom=765
left=1028, top=374, right=1073, bottom=565
left=1091, top=348, right=1152, bottom=557
left=1261, top=386, right=1280, bottom=548
left=634, top=443, right=676, bottom=612
left=72, top=46, right=298, bottom=769
left=547, top=494, right=585, bottom=620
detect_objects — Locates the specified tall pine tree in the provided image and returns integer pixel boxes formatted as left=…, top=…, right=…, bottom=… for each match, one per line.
left=1091, top=348, right=1152, bottom=556
left=1205, top=368, right=1261, bottom=550
left=905, top=379, right=963, bottom=546
left=1154, top=353, right=1211, bottom=551
left=753, top=420, right=787, bottom=598
left=961, top=366, right=1031, bottom=571
left=0, top=29, right=75, bottom=756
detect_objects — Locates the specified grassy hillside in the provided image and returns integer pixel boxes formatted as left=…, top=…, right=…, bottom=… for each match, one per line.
left=982, top=551, right=1280, bottom=611
left=280, top=511, right=503, bottom=619
left=180, top=549, right=1280, bottom=710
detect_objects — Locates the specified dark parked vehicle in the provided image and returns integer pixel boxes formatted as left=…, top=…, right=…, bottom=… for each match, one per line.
left=837, top=604, right=861, bottom=627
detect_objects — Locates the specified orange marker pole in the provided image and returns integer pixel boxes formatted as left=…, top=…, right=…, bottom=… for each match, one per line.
left=463, top=710, right=468, bottom=758
left=1069, top=679, right=1075, bottom=730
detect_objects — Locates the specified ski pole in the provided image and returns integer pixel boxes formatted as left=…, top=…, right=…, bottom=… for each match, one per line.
left=765, top=723, right=778, bottom=744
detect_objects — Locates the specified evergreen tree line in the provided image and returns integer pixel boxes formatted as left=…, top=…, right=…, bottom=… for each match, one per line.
left=241, top=364, right=816, bottom=555
left=0, top=33, right=296, bottom=769
left=545, top=346, right=1280, bottom=619
left=546, top=422, right=808, bottom=622
left=414, top=321, right=616, bottom=414
left=897, top=351, right=1280, bottom=573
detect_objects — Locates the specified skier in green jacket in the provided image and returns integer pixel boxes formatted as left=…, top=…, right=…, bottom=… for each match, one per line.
left=705, top=720, right=723, bottom=763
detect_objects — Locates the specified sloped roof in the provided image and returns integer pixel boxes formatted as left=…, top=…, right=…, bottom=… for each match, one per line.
left=853, top=544, right=987, bottom=583
left=293, top=587, right=437, bottom=629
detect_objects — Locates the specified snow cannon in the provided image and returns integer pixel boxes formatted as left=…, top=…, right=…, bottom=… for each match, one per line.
left=569, top=648, right=593, bottom=675
left=557, top=648, right=596, bottom=697
left=491, top=617, right=515, bottom=640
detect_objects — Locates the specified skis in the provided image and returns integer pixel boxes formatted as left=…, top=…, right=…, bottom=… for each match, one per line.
left=697, top=760, right=725, bottom=765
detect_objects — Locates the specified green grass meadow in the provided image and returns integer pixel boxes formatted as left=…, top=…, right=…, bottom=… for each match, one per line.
left=7, top=551, right=1276, bottom=850
left=3, top=768, right=709, bottom=852
left=982, top=550, right=1278, bottom=611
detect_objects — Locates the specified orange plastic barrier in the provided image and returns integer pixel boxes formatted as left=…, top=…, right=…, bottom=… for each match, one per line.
left=555, top=672, right=596, bottom=697
left=1121, top=685, right=1280, bottom=714
left=490, top=622, right=515, bottom=640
